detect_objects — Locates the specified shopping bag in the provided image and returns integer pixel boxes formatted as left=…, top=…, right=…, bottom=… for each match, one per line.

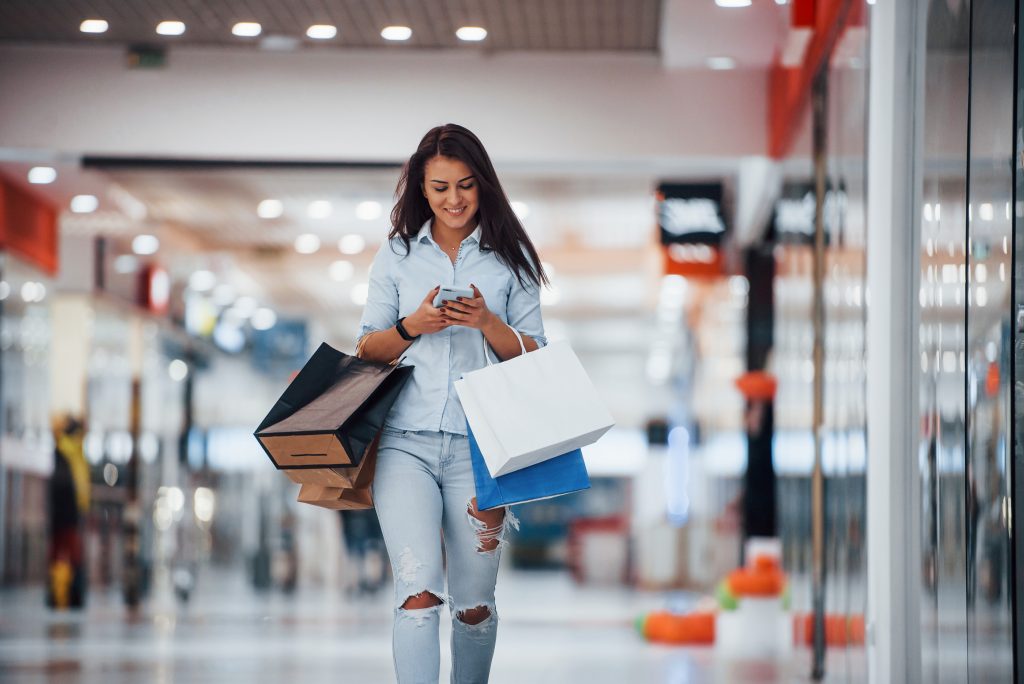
left=296, top=483, right=374, bottom=510
left=455, top=331, right=613, bottom=477
left=254, top=342, right=413, bottom=471
left=468, top=423, right=590, bottom=511
left=284, top=433, right=381, bottom=489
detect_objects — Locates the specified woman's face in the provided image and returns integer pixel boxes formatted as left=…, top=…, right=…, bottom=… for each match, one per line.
left=422, top=155, right=479, bottom=234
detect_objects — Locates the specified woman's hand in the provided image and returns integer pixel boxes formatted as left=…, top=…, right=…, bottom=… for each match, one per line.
left=403, top=286, right=451, bottom=336
left=440, top=284, right=497, bottom=330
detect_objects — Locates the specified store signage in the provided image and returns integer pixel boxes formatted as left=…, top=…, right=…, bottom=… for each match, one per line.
left=657, top=183, right=727, bottom=246
left=772, top=182, right=846, bottom=243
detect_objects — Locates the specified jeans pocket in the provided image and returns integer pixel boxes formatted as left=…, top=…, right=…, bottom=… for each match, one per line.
left=380, top=425, right=409, bottom=438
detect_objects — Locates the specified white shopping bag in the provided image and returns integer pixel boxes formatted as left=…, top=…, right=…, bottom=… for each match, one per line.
left=454, top=329, right=615, bottom=477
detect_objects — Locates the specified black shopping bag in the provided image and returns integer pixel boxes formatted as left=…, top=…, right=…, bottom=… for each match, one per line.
left=254, top=343, right=413, bottom=471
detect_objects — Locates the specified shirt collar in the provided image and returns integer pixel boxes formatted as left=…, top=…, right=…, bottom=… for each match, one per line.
left=415, top=219, right=482, bottom=247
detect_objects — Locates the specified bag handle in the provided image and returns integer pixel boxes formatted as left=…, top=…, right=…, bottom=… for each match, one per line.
left=482, top=326, right=525, bottom=366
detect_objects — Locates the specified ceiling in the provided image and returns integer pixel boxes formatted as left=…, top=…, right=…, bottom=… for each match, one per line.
left=0, top=0, right=661, bottom=52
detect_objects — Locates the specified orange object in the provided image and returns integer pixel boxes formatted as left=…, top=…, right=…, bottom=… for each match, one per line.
left=735, top=371, right=778, bottom=401
left=640, top=611, right=715, bottom=645
left=727, top=555, right=786, bottom=596
left=792, top=613, right=866, bottom=646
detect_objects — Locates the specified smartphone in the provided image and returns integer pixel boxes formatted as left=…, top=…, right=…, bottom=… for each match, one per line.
left=433, top=286, right=475, bottom=308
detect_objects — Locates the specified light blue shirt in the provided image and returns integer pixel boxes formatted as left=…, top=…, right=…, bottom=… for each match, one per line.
left=358, top=220, right=547, bottom=435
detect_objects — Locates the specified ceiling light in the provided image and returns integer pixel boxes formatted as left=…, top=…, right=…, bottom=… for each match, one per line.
left=80, top=19, right=109, bottom=34
left=156, top=21, right=186, bottom=36
left=775, top=0, right=788, bottom=4
left=251, top=307, right=277, bottom=331
left=381, top=26, right=412, bottom=41
left=257, top=198, right=283, bottom=219
left=307, top=200, right=333, bottom=219
left=168, top=359, right=189, bottom=382
left=715, top=0, right=751, bottom=6
left=456, top=26, right=488, bottom=42
left=295, top=233, right=321, bottom=254
left=329, top=260, right=355, bottom=282
left=707, top=56, right=736, bottom=70
left=307, top=24, right=337, bottom=40
left=356, top=200, right=382, bottom=220
left=28, top=167, right=57, bottom=184
left=70, top=194, right=99, bottom=213
left=232, top=22, right=262, bottom=37
left=232, top=296, right=258, bottom=317
left=338, top=234, right=366, bottom=255
left=511, top=201, right=530, bottom=219
left=132, top=234, right=160, bottom=255
left=189, top=270, right=217, bottom=292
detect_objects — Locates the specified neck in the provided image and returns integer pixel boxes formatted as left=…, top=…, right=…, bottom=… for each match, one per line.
left=431, top=218, right=476, bottom=248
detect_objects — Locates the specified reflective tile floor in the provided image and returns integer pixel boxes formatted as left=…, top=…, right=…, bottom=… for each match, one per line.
left=0, top=568, right=854, bottom=684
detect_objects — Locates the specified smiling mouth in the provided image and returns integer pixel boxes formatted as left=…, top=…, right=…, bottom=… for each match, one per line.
left=444, top=207, right=466, bottom=216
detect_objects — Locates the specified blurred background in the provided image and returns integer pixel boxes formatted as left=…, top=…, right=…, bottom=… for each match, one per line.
left=0, top=0, right=1019, bottom=682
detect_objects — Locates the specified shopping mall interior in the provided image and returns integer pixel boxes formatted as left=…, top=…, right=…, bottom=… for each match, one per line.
left=0, top=0, right=1020, bottom=682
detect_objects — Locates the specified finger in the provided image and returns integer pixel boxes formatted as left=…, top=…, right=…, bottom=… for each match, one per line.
left=470, top=284, right=483, bottom=300
left=455, top=296, right=481, bottom=308
left=442, top=308, right=469, bottom=321
left=423, top=285, right=441, bottom=304
left=443, top=303, right=472, bottom=316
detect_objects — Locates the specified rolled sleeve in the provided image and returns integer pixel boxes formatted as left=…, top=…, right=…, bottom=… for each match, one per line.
left=507, top=274, right=547, bottom=348
left=357, top=242, right=399, bottom=343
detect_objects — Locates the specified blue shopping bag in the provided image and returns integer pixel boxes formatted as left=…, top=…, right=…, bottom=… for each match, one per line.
left=468, top=423, right=591, bottom=511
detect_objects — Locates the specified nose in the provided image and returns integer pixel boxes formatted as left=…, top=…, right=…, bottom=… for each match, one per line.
left=447, top=187, right=462, bottom=206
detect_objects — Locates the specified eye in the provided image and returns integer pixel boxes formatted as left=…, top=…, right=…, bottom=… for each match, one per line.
left=431, top=185, right=448, bottom=193
left=459, top=183, right=475, bottom=190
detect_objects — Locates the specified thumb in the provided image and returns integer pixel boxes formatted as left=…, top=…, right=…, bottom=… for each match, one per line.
left=423, top=285, right=440, bottom=303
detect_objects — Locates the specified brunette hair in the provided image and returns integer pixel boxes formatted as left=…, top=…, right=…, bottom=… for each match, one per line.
left=390, top=123, right=548, bottom=287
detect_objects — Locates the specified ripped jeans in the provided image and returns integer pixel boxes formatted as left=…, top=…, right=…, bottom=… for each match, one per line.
left=373, top=427, right=518, bottom=684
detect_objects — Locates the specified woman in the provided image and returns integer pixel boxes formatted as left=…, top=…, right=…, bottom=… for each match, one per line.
left=357, top=123, right=548, bottom=683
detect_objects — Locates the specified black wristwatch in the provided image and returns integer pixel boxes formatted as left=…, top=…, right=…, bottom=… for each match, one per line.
left=396, top=317, right=419, bottom=341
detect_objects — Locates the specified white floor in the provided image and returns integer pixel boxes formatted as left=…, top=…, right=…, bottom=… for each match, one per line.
left=0, top=568, right=858, bottom=683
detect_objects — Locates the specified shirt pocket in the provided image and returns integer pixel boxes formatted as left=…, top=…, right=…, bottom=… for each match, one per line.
left=470, top=274, right=510, bottom=322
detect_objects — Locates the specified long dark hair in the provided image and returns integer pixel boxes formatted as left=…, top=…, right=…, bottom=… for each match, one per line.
left=390, top=123, right=548, bottom=288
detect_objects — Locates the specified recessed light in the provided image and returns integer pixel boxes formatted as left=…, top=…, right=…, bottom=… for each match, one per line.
left=251, top=307, right=277, bottom=331
left=329, top=260, right=354, bottom=282
left=257, top=199, right=283, bottom=219
left=707, top=56, right=737, bottom=70
left=307, top=200, right=332, bottom=219
left=28, top=167, right=57, bottom=184
left=71, top=194, right=98, bottom=213
left=381, top=25, right=412, bottom=41
left=294, top=233, right=321, bottom=254
left=156, top=21, right=186, bottom=36
left=232, top=22, right=262, bottom=37
left=356, top=200, right=382, bottom=220
left=132, top=234, right=160, bottom=255
left=338, top=234, right=366, bottom=255
left=80, top=19, right=109, bottom=34
left=456, top=26, right=487, bottom=42
left=307, top=24, right=337, bottom=40
left=715, top=0, right=751, bottom=6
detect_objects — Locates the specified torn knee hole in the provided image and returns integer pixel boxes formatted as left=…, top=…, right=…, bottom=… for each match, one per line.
left=467, top=497, right=506, bottom=553
left=401, top=591, right=443, bottom=610
left=457, top=605, right=492, bottom=625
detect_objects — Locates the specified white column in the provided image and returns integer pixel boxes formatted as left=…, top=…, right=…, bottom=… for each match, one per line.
left=865, top=0, right=925, bottom=682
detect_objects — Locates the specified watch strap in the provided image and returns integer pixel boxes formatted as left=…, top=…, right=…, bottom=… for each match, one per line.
left=396, top=317, right=419, bottom=341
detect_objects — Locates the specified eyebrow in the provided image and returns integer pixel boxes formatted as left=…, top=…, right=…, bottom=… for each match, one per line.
left=429, top=175, right=475, bottom=184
